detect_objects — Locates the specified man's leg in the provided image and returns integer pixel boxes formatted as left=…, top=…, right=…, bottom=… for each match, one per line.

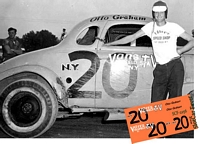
left=166, top=59, right=192, bottom=138
left=151, top=64, right=169, bottom=139
left=168, top=59, right=184, bottom=98
left=151, top=64, right=168, bottom=103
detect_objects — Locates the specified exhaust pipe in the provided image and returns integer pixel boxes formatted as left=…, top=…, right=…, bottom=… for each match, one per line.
left=103, top=111, right=126, bottom=121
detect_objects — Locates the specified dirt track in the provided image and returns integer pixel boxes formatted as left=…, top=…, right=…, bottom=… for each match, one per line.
left=38, top=112, right=130, bottom=138
left=0, top=112, right=194, bottom=138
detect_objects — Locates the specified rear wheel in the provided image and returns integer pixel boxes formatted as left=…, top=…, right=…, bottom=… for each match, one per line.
left=0, top=76, right=58, bottom=138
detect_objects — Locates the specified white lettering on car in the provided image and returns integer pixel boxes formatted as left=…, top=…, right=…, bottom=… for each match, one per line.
left=109, top=53, right=156, bottom=70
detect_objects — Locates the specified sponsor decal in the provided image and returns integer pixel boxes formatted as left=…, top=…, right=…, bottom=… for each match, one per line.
left=109, top=53, right=156, bottom=70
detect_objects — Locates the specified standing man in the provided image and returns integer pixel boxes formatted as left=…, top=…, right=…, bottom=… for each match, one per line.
left=105, top=1, right=194, bottom=103
left=60, top=28, right=67, bottom=41
left=2, top=27, right=23, bottom=61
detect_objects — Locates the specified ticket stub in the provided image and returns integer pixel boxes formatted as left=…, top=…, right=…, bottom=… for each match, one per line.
left=124, top=94, right=198, bottom=143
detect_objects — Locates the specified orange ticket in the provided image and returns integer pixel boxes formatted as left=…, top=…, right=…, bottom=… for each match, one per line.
left=124, top=94, right=198, bottom=144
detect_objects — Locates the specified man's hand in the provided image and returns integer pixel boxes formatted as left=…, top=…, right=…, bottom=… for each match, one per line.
left=177, top=49, right=182, bottom=55
left=10, top=49, right=16, bottom=54
left=104, top=43, right=112, bottom=46
left=177, top=46, right=183, bottom=55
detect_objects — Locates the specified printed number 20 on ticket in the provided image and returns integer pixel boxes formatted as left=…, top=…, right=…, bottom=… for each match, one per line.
left=124, top=94, right=198, bottom=143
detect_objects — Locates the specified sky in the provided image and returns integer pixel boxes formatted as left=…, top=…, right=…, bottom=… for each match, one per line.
left=0, top=0, right=194, bottom=39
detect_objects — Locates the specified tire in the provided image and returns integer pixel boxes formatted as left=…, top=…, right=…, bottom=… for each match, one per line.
left=188, top=90, right=194, bottom=97
left=0, top=75, right=58, bottom=138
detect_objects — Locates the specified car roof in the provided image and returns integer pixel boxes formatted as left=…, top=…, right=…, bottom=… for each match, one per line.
left=69, top=14, right=152, bottom=35
left=62, top=14, right=152, bottom=45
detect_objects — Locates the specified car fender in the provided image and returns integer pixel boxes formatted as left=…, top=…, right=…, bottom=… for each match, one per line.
left=0, top=65, right=68, bottom=107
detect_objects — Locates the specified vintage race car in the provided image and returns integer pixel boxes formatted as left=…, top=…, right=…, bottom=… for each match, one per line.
left=0, top=14, right=194, bottom=138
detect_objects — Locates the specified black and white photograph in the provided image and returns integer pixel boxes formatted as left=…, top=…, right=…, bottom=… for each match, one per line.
left=0, top=0, right=198, bottom=143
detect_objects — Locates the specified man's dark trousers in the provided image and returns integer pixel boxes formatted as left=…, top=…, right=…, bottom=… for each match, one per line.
left=151, top=58, right=184, bottom=102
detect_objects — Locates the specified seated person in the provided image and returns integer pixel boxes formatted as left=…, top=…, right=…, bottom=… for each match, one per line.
left=2, top=27, right=22, bottom=61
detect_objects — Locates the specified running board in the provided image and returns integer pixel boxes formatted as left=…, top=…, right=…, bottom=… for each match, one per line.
left=70, top=107, right=126, bottom=121
left=71, top=107, right=106, bottom=113
left=57, top=111, right=84, bottom=119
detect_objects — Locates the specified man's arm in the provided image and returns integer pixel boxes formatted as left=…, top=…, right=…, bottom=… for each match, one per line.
left=3, top=39, right=22, bottom=55
left=177, top=31, right=194, bottom=55
left=11, top=49, right=22, bottom=55
left=3, top=40, right=13, bottom=54
left=12, top=40, right=23, bottom=55
left=105, top=29, right=145, bottom=46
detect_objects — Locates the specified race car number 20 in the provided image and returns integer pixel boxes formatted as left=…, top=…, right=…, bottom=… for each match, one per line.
left=68, top=51, right=137, bottom=99
left=124, top=94, right=198, bottom=143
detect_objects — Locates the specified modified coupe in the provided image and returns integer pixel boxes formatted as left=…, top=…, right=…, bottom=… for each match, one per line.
left=0, top=14, right=194, bottom=138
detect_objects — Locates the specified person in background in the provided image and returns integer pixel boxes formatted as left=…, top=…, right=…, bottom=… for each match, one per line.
left=192, top=29, right=194, bottom=37
left=60, top=28, right=67, bottom=41
left=2, top=27, right=22, bottom=61
left=105, top=0, right=194, bottom=103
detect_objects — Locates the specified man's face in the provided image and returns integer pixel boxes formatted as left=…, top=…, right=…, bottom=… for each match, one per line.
left=8, top=30, right=16, bottom=39
left=154, top=11, right=166, bottom=22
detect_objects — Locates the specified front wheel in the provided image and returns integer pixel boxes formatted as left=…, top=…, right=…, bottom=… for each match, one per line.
left=0, top=78, right=58, bottom=138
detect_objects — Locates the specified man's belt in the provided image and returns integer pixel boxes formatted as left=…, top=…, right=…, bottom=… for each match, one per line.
left=157, top=56, right=181, bottom=65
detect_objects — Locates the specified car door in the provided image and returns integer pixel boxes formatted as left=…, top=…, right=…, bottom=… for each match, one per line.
left=95, top=21, right=156, bottom=109
left=53, top=25, right=103, bottom=108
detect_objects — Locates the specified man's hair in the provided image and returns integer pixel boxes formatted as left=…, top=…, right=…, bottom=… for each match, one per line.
left=8, top=27, right=17, bottom=33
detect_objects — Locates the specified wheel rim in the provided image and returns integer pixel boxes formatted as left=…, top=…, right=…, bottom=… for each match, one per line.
left=2, top=87, right=47, bottom=133
left=9, top=92, right=42, bottom=127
